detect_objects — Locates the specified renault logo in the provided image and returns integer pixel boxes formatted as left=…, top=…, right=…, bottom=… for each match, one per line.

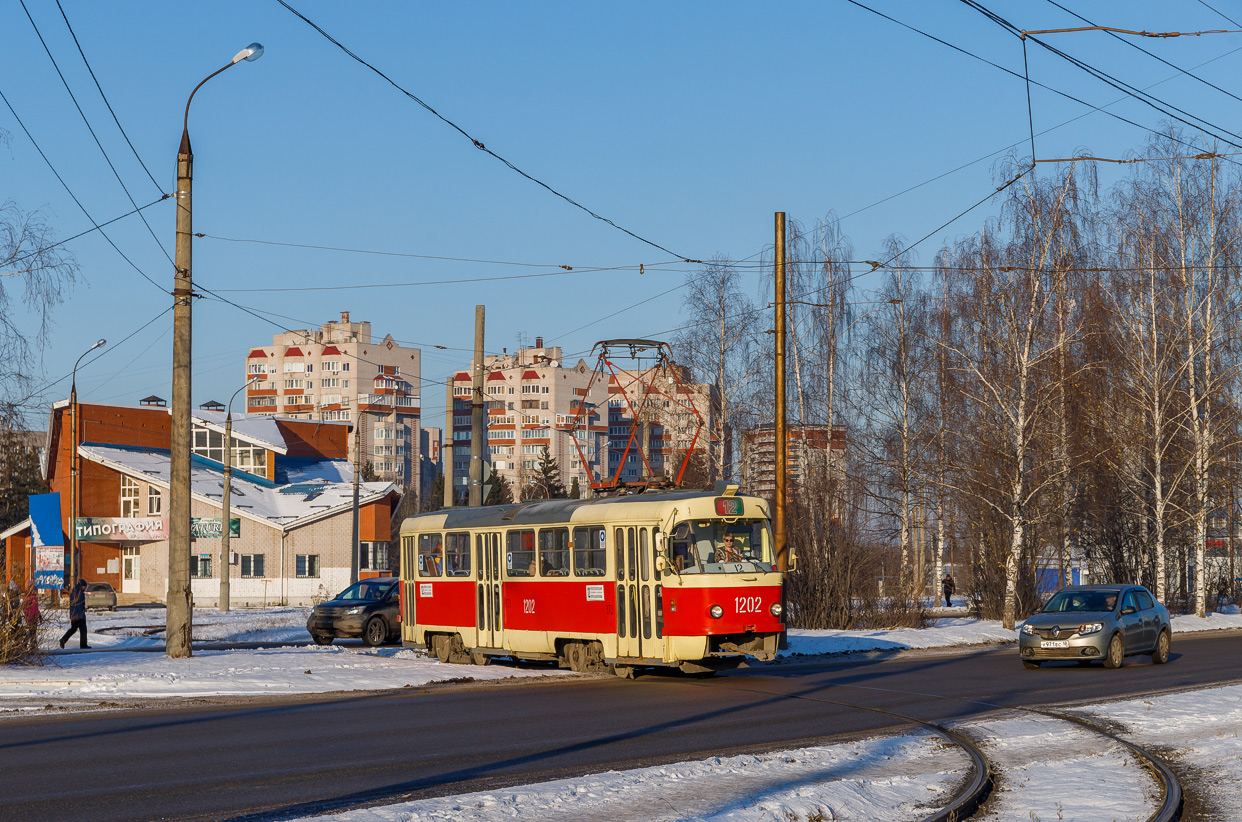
left=1052, top=626, right=1061, bottom=638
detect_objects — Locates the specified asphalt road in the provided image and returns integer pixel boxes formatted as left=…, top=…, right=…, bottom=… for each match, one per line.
left=3, top=632, right=1241, bottom=822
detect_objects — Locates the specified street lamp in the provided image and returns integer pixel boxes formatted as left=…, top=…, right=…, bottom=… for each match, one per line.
left=167, top=42, right=263, bottom=659
left=69, top=338, right=106, bottom=587
left=219, top=375, right=260, bottom=612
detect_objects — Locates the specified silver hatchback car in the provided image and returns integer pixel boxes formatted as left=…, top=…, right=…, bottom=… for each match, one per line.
left=1019, top=584, right=1172, bottom=669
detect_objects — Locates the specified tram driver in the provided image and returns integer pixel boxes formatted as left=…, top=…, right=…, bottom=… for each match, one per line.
left=715, top=531, right=745, bottom=564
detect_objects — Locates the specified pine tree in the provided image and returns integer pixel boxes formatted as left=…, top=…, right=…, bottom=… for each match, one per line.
left=568, top=476, right=581, bottom=500
left=486, top=472, right=514, bottom=506
left=0, top=428, right=47, bottom=533
left=530, top=445, right=565, bottom=500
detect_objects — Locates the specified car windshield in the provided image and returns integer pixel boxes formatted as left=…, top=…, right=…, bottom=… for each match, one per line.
left=335, top=580, right=393, bottom=602
left=668, top=519, right=774, bottom=574
left=1042, top=590, right=1119, bottom=613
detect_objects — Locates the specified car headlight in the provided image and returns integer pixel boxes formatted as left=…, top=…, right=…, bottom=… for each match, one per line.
left=709, top=604, right=724, bottom=619
left=345, top=607, right=364, bottom=615
left=770, top=602, right=783, bottom=617
left=1021, top=623, right=1034, bottom=635
left=1077, top=622, right=1103, bottom=636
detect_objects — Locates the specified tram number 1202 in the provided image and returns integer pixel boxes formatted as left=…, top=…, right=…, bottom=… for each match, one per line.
left=735, top=595, right=763, bottom=614
left=524, top=599, right=536, bottom=614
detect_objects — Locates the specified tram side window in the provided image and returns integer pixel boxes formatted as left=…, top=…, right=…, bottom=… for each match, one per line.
left=670, top=522, right=699, bottom=573
left=572, top=526, right=606, bottom=576
left=539, top=528, right=570, bottom=576
left=445, top=532, right=471, bottom=576
left=507, top=529, right=536, bottom=576
left=418, top=533, right=443, bottom=577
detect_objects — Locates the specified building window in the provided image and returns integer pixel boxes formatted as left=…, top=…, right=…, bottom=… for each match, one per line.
left=343, top=362, right=350, bottom=371
left=147, top=486, right=163, bottom=516
left=248, top=363, right=266, bottom=375
left=283, top=362, right=304, bottom=372
left=191, top=555, right=212, bottom=578
left=321, top=377, right=340, bottom=388
left=121, top=476, right=141, bottom=518
left=360, top=541, right=390, bottom=572
left=296, top=554, right=320, bottom=578
left=241, top=554, right=265, bottom=578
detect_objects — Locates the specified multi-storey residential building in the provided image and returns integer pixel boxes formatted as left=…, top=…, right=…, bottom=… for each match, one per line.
left=450, top=338, right=609, bottom=500
left=244, top=311, right=422, bottom=494
left=448, top=339, right=717, bottom=499
left=740, top=423, right=846, bottom=498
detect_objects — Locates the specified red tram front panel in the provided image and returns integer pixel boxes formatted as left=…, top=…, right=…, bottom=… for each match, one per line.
left=662, top=583, right=784, bottom=635
left=502, top=579, right=617, bottom=633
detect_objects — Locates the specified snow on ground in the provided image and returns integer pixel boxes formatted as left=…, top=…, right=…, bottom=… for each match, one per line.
left=1080, top=684, right=1242, bottom=822
left=302, top=732, right=971, bottom=822
left=956, top=715, right=1156, bottom=822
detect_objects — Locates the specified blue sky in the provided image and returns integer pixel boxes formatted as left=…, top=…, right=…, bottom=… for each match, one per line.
left=4, top=1, right=1241, bottom=425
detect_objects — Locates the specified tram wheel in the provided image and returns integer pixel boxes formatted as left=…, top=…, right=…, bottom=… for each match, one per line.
left=470, top=650, right=490, bottom=666
left=447, top=634, right=473, bottom=665
left=613, top=664, right=636, bottom=679
left=563, top=641, right=589, bottom=673
left=432, top=634, right=451, bottom=663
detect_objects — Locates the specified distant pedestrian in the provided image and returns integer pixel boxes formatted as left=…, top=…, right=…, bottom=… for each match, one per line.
left=942, top=574, right=956, bottom=608
left=59, top=578, right=89, bottom=649
left=22, top=589, right=40, bottom=626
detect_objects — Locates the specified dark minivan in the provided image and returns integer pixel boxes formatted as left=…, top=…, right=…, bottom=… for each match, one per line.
left=306, top=577, right=400, bottom=646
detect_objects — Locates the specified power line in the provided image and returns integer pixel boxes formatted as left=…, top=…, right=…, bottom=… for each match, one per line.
left=1, top=195, right=169, bottom=272
left=845, top=0, right=1242, bottom=167
left=962, top=0, right=1242, bottom=151
left=1197, top=0, right=1242, bottom=28
left=52, top=0, right=163, bottom=194
left=275, top=0, right=698, bottom=264
left=0, top=86, right=166, bottom=293
left=20, top=0, right=173, bottom=266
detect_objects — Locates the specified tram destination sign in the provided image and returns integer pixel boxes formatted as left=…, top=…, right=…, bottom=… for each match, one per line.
left=190, top=518, right=241, bottom=539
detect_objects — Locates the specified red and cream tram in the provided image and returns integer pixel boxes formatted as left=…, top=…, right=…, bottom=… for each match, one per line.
left=398, top=486, right=784, bottom=676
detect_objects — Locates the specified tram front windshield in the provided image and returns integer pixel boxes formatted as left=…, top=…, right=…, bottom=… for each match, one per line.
left=668, top=519, right=774, bottom=574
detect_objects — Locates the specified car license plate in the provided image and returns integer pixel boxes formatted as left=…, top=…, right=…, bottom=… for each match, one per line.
left=1041, top=640, right=1069, bottom=649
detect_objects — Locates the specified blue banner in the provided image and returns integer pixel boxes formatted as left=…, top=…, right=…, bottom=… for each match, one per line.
left=29, top=493, right=65, bottom=590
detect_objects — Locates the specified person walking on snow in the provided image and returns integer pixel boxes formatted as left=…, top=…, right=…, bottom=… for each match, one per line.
left=59, top=578, right=89, bottom=649
left=942, top=574, right=956, bottom=608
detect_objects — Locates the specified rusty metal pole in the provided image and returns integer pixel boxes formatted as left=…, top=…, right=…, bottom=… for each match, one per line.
left=470, top=306, right=485, bottom=507
left=774, top=212, right=788, bottom=573
left=444, top=377, right=454, bottom=508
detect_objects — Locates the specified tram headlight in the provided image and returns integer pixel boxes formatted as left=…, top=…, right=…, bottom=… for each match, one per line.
left=709, top=604, right=724, bottom=619
left=769, top=602, right=783, bottom=617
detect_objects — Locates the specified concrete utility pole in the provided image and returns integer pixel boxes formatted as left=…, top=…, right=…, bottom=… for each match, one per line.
left=167, top=43, right=263, bottom=659
left=69, top=339, right=105, bottom=587
left=444, top=377, right=454, bottom=508
left=774, top=212, right=789, bottom=574
left=470, top=305, right=485, bottom=507
left=350, top=411, right=362, bottom=584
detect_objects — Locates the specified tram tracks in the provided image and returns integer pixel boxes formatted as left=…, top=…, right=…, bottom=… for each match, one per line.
left=680, top=675, right=1182, bottom=822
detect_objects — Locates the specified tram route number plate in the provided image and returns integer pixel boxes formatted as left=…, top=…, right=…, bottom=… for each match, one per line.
left=1040, top=640, right=1069, bottom=649
left=419, top=583, right=433, bottom=598
left=585, top=584, right=605, bottom=602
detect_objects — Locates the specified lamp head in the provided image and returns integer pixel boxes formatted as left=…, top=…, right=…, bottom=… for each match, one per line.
left=92, top=338, right=107, bottom=351
left=232, top=43, right=264, bottom=64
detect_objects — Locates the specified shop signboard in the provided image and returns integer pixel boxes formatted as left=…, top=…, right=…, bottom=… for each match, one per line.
left=190, top=518, right=241, bottom=539
left=74, top=517, right=169, bottom=542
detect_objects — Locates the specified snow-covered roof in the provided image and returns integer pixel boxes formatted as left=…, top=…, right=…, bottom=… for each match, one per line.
left=191, top=410, right=289, bottom=454
left=0, top=517, right=31, bottom=540
left=78, top=445, right=395, bottom=532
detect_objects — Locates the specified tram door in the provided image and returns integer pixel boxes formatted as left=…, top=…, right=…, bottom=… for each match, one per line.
left=476, top=532, right=502, bottom=648
left=616, top=526, right=657, bottom=659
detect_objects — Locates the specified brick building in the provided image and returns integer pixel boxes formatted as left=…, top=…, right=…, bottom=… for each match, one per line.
left=2, top=399, right=398, bottom=606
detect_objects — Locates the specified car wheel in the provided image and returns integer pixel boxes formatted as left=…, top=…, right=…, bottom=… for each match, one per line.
left=1102, top=633, right=1124, bottom=669
left=1152, top=629, right=1171, bottom=664
left=1022, top=660, right=1041, bottom=669
left=312, top=634, right=334, bottom=646
left=362, top=617, right=387, bottom=647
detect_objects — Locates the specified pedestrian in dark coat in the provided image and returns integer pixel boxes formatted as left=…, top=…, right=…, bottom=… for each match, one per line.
left=59, top=578, right=89, bottom=649
left=942, top=574, right=956, bottom=608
